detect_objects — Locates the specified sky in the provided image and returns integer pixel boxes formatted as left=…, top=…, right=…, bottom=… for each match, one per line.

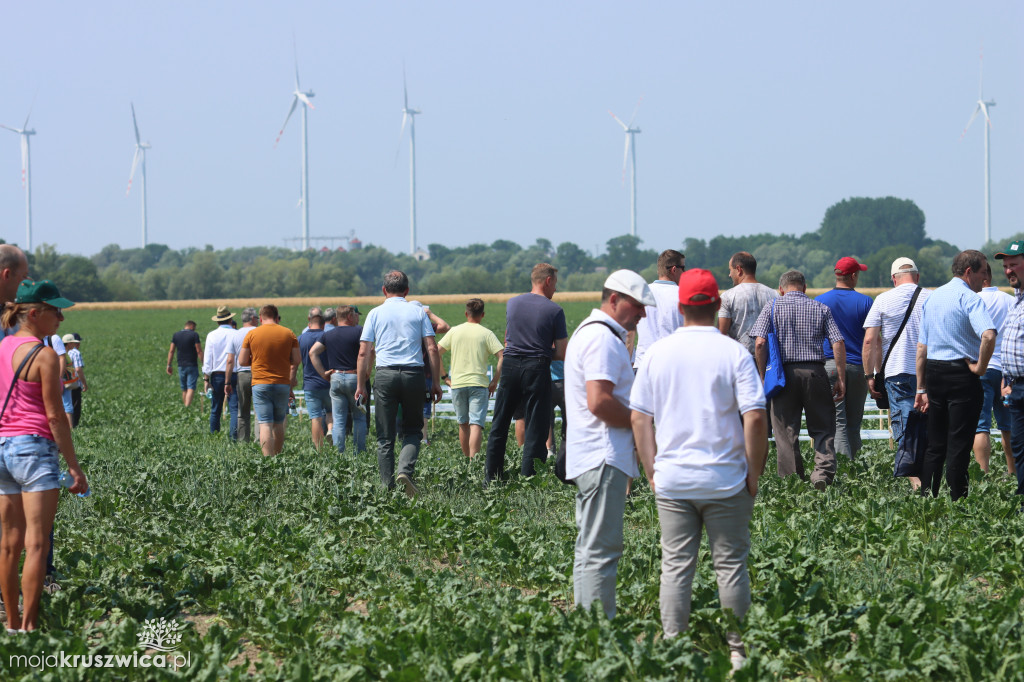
left=1, top=1, right=1021, bottom=260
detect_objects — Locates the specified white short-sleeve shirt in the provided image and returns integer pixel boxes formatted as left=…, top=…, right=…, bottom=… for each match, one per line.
left=565, top=309, right=638, bottom=480
left=630, top=326, right=765, bottom=500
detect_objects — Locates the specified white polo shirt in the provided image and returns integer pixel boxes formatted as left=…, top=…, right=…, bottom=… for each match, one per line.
left=565, top=309, right=638, bottom=480
left=630, top=326, right=765, bottom=500
left=634, top=280, right=685, bottom=367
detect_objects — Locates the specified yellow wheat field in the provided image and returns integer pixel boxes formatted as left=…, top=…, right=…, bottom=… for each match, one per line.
left=66, top=288, right=918, bottom=311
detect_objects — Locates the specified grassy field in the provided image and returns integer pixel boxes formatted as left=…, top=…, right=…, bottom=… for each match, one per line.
left=2, top=302, right=1023, bottom=680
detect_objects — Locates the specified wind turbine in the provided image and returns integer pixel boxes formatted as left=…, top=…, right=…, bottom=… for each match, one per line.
left=396, top=68, right=420, bottom=254
left=610, top=98, right=642, bottom=238
left=126, top=103, right=151, bottom=247
left=960, top=48, right=996, bottom=245
left=1, top=110, right=36, bottom=251
left=275, top=47, right=315, bottom=251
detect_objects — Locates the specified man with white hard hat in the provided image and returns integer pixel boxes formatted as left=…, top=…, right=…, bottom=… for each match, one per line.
left=565, top=269, right=654, bottom=618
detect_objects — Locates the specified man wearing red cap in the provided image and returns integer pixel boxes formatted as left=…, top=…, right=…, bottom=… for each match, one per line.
left=631, top=268, right=768, bottom=672
left=749, top=270, right=846, bottom=490
left=816, top=257, right=874, bottom=459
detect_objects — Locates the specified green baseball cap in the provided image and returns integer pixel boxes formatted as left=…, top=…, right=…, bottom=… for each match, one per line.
left=14, top=279, right=76, bottom=308
left=994, top=240, right=1024, bottom=260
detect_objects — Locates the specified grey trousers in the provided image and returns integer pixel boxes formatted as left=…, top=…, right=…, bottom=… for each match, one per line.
left=373, top=367, right=426, bottom=489
left=770, top=362, right=837, bottom=484
left=825, top=360, right=867, bottom=459
left=236, top=371, right=254, bottom=443
left=573, top=462, right=629, bottom=618
left=657, top=491, right=754, bottom=653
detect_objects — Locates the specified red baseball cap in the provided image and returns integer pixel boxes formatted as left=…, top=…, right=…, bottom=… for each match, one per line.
left=835, top=257, right=867, bottom=275
left=677, top=268, right=720, bottom=305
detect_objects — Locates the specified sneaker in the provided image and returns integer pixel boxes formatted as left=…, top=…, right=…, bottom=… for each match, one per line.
left=730, top=651, right=747, bottom=672
left=812, top=480, right=827, bottom=492
left=396, top=473, right=418, bottom=498
left=43, top=575, right=61, bottom=594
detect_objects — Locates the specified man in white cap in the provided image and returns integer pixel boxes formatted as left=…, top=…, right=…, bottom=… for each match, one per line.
left=565, top=269, right=653, bottom=619
left=862, top=257, right=930, bottom=488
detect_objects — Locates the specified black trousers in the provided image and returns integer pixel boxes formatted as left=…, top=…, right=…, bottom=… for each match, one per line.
left=485, top=355, right=552, bottom=481
left=921, top=360, right=983, bottom=500
left=71, top=387, right=82, bottom=427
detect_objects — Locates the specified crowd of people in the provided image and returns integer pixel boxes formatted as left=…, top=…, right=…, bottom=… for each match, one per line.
left=3, top=237, right=1024, bottom=662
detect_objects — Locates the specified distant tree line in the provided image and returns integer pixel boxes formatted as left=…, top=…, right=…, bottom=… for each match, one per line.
left=3, top=196, right=984, bottom=302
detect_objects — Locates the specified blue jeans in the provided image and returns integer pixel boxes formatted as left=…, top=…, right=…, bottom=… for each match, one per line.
left=209, top=372, right=238, bottom=439
left=330, top=372, right=367, bottom=453
left=1005, top=382, right=1024, bottom=498
left=977, top=367, right=1010, bottom=433
left=885, top=373, right=916, bottom=446
left=178, top=365, right=199, bottom=391
left=253, top=384, right=290, bottom=424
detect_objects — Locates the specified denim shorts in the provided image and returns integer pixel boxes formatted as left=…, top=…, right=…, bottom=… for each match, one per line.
left=253, top=384, right=291, bottom=424
left=179, top=365, right=199, bottom=391
left=452, top=386, right=489, bottom=426
left=62, top=387, right=74, bottom=413
left=977, top=367, right=1010, bottom=433
left=304, top=386, right=330, bottom=420
left=0, top=434, right=60, bottom=494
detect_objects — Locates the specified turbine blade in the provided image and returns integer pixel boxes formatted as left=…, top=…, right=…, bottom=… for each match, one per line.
left=980, top=101, right=992, bottom=128
left=959, top=105, right=981, bottom=140
left=274, top=97, right=300, bottom=148
left=394, top=113, right=408, bottom=167
left=403, top=63, right=409, bottom=110
left=296, top=92, right=315, bottom=110
left=609, top=111, right=628, bottom=130
left=293, top=35, right=301, bottom=90
left=0, top=124, right=20, bottom=134
left=628, top=96, right=643, bottom=127
left=19, top=136, right=28, bottom=188
left=621, top=135, right=630, bottom=185
left=127, top=148, right=142, bottom=195
left=131, top=102, right=141, bottom=145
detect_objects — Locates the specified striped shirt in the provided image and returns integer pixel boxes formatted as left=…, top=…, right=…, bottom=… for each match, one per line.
left=862, top=283, right=930, bottom=377
left=918, top=277, right=995, bottom=362
left=748, top=291, right=843, bottom=363
left=1000, top=290, right=1024, bottom=380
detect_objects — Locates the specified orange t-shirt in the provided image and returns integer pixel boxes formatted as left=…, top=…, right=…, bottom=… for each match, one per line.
left=242, top=324, right=299, bottom=385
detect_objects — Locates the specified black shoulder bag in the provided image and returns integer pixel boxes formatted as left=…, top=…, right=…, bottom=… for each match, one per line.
left=874, top=287, right=921, bottom=410
left=0, top=343, right=46, bottom=423
left=555, top=321, right=625, bottom=485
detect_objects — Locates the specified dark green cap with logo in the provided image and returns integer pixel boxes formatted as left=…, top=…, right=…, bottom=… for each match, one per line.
left=14, top=279, right=76, bottom=308
left=995, top=241, right=1024, bottom=260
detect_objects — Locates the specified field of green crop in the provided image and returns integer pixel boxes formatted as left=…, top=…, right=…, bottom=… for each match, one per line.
left=2, top=301, right=1023, bottom=680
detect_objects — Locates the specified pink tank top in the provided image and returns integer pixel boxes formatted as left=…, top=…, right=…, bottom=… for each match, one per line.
left=0, top=335, right=54, bottom=440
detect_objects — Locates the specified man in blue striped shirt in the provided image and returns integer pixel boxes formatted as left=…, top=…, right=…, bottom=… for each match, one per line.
left=994, top=240, right=1024, bottom=509
left=914, top=250, right=996, bottom=500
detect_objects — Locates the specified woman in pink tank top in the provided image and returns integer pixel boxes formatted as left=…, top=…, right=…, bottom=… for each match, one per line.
left=0, top=280, right=87, bottom=633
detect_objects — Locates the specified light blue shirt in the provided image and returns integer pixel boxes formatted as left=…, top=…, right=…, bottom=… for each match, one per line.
left=919, top=277, right=995, bottom=361
left=360, top=297, right=434, bottom=367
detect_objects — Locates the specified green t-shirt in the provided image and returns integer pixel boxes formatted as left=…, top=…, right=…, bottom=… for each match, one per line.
left=437, top=322, right=504, bottom=388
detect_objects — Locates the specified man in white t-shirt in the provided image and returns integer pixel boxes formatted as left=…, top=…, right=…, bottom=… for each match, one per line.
left=633, top=250, right=685, bottom=367
left=973, top=263, right=1016, bottom=474
left=718, top=251, right=777, bottom=357
left=631, top=268, right=768, bottom=672
left=565, top=269, right=654, bottom=619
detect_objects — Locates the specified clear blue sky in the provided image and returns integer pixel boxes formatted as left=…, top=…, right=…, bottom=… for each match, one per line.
left=1, top=1, right=1021, bottom=259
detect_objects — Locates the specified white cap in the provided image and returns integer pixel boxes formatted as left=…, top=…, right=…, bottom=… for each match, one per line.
left=890, top=257, right=919, bottom=276
left=603, top=269, right=656, bottom=306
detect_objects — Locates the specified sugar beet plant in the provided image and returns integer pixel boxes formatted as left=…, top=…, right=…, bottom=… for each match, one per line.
left=1, top=306, right=1022, bottom=680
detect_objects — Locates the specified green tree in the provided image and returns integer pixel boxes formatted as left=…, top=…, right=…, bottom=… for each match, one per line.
left=57, top=256, right=109, bottom=301
left=604, top=235, right=656, bottom=272
left=818, top=197, right=926, bottom=256
left=555, top=242, right=594, bottom=275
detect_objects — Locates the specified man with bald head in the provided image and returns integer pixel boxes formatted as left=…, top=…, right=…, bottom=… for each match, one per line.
left=0, top=244, right=29, bottom=307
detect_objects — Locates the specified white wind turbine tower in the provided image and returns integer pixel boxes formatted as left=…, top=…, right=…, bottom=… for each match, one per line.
left=960, top=49, right=996, bottom=245
left=275, top=48, right=315, bottom=251
left=610, top=98, right=642, bottom=238
left=396, top=68, right=421, bottom=254
left=1, top=110, right=36, bottom=251
left=126, top=103, right=151, bottom=247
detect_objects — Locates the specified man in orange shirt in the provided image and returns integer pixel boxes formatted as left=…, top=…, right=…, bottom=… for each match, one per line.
left=238, top=304, right=301, bottom=456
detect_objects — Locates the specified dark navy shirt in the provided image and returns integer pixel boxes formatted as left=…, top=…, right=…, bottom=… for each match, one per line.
left=504, top=293, right=568, bottom=358
left=321, top=325, right=363, bottom=372
left=299, top=329, right=328, bottom=390
left=171, top=329, right=201, bottom=368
